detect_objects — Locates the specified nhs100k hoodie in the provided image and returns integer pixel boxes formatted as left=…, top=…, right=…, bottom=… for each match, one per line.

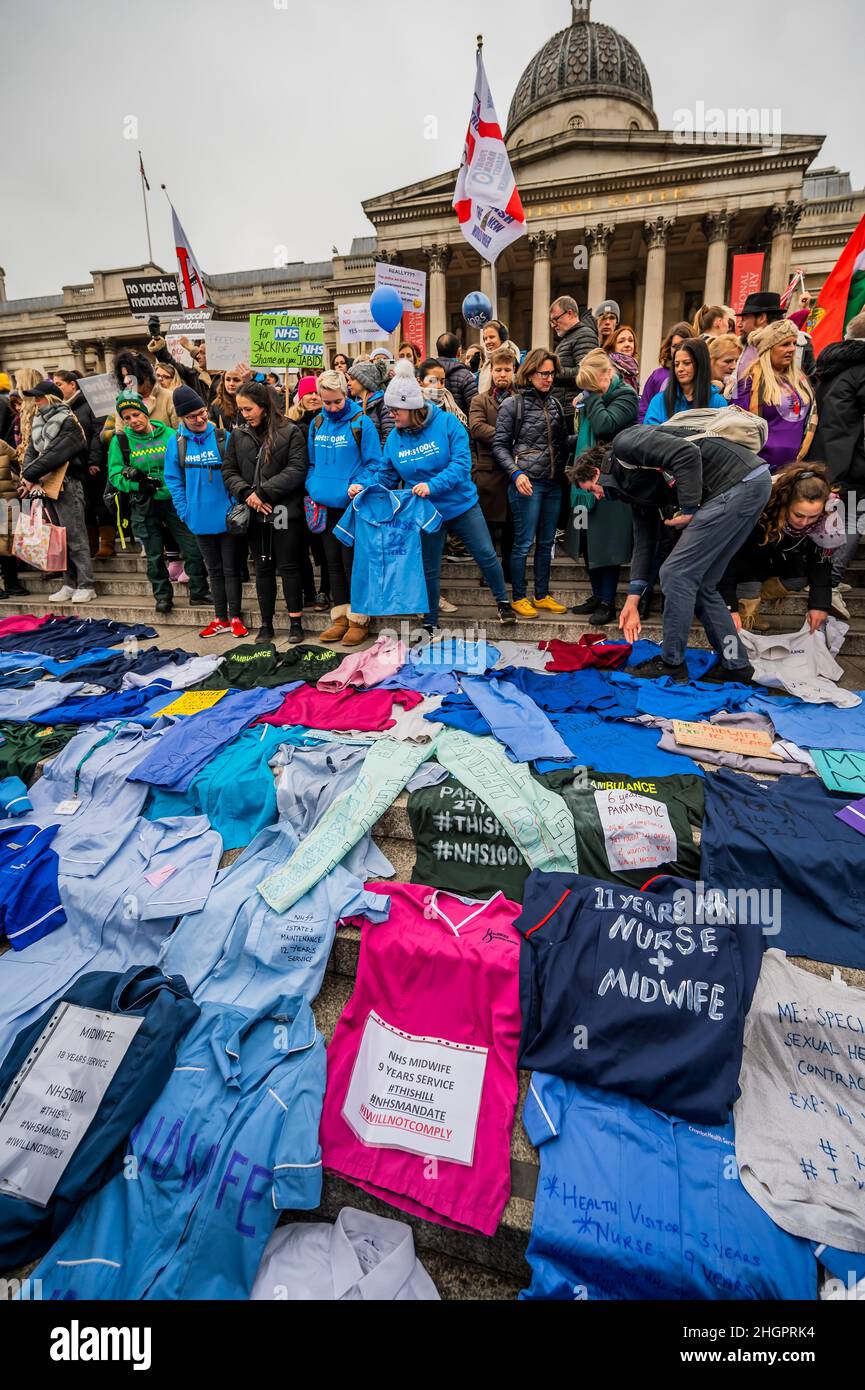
left=382, top=402, right=477, bottom=521
left=163, top=422, right=231, bottom=535
left=305, top=400, right=383, bottom=510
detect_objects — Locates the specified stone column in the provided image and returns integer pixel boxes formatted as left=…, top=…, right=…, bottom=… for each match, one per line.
left=498, top=279, right=512, bottom=334
left=100, top=339, right=115, bottom=374
left=640, top=217, right=675, bottom=386
left=701, top=210, right=734, bottom=306
left=70, top=341, right=87, bottom=374
left=584, top=223, right=615, bottom=315
left=480, top=259, right=494, bottom=304
left=767, top=200, right=803, bottom=296
left=529, top=231, right=558, bottom=350
left=631, top=271, right=646, bottom=349
left=425, top=244, right=452, bottom=348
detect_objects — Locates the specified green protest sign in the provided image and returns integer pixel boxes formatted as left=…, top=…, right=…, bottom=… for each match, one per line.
left=249, top=312, right=325, bottom=370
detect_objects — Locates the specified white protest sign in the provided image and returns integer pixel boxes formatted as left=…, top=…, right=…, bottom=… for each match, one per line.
left=343, top=1011, right=487, bottom=1165
left=165, top=308, right=213, bottom=335
left=594, top=788, right=677, bottom=873
left=374, top=261, right=427, bottom=312
left=337, top=303, right=389, bottom=345
left=0, top=1003, right=143, bottom=1207
left=205, top=321, right=251, bottom=371
left=165, top=335, right=195, bottom=369
left=76, top=373, right=118, bottom=421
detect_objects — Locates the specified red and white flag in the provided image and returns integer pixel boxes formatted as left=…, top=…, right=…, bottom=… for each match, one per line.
left=170, top=203, right=207, bottom=311
left=453, top=48, right=526, bottom=264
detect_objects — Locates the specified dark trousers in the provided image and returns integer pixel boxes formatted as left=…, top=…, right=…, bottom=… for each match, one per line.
left=322, top=506, right=354, bottom=609
left=196, top=532, right=243, bottom=621
left=250, top=515, right=304, bottom=620
left=301, top=532, right=331, bottom=603
left=131, top=498, right=209, bottom=604
left=589, top=564, right=620, bottom=605
left=83, top=464, right=111, bottom=526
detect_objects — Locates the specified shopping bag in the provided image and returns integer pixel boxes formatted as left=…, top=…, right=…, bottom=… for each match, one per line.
left=12, top=499, right=67, bottom=572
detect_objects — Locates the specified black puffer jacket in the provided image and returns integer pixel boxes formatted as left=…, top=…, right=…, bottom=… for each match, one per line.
left=492, top=387, right=567, bottom=481
left=67, top=390, right=103, bottom=471
left=439, top=357, right=478, bottom=415
left=810, top=338, right=865, bottom=484
left=21, top=406, right=88, bottom=485
left=719, top=524, right=832, bottom=614
left=222, top=418, right=309, bottom=522
left=552, top=310, right=599, bottom=416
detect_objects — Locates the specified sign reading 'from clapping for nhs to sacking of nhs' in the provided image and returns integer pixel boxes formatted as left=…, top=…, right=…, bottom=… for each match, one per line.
left=249, top=312, right=324, bottom=370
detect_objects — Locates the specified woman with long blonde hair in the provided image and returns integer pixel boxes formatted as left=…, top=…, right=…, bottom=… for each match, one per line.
left=14, top=367, right=44, bottom=460
left=731, top=319, right=816, bottom=472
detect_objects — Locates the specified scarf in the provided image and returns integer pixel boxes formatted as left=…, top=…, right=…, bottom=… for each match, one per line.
left=31, top=401, right=78, bottom=455
left=608, top=351, right=640, bottom=393
left=782, top=494, right=847, bottom=551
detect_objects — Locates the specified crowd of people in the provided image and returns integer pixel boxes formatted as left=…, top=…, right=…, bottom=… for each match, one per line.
left=1, top=281, right=864, bottom=679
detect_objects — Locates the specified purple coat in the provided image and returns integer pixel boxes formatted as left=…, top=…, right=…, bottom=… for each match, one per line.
left=731, top=376, right=811, bottom=473
left=638, top=366, right=670, bottom=423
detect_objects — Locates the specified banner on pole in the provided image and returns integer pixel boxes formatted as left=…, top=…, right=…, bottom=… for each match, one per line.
left=730, top=253, right=765, bottom=314
left=453, top=48, right=526, bottom=264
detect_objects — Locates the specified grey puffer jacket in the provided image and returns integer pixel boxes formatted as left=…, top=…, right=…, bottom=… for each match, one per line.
left=552, top=310, right=599, bottom=416
left=492, top=387, right=567, bottom=482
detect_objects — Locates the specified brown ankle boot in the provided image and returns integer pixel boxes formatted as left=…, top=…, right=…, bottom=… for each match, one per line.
left=95, top=526, right=116, bottom=560
left=341, top=620, right=370, bottom=648
left=319, top=615, right=350, bottom=643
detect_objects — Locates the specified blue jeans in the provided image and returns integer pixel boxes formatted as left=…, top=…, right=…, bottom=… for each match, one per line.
left=421, top=503, right=507, bottom=626
left=589, top=565, right=620, bottom=606
left=508, top=478, right=560, bottom=601
left=659, top=468, right=772, bottom=669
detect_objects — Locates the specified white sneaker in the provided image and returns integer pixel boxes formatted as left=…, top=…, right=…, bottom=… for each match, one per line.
left=49, top=585, right=75, bottom=603
left=837, top=582, right=852, bottom=593
left=831, top=588, right=851, bottom=620
left=71, top=588, right=96, bottom=603
left=439, top=598, right=458, bottom=614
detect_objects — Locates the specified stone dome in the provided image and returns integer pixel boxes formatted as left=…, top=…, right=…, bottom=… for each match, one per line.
left=506, top=4, right=657, bottom=142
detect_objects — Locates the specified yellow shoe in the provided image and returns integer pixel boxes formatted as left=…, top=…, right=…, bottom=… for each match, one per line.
left=533, top=595, right=568, bottom=614
left=511, top=598, right=538, bottom=618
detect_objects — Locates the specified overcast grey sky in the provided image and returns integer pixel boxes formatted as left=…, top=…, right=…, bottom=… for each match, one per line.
left=2, top=0, right=862, bottom=300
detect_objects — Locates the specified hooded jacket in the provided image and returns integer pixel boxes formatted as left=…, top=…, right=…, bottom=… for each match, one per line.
left=381, top=401, right=477, bottom=521
left=304, top=399, right=382, bottom=510
left=106, top=420, right=175, bottom=502
left=163, top=421, right=232, bottom=534
left=552, top=310, right=599, bottom=417
left=438, top=357, right=478, bottom=416
left=810, top=338, right=865, bottom=483
left=222, top=417, right=309, bottom=520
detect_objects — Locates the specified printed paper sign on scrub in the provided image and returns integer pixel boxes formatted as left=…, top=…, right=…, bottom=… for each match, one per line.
left=0, top=1004, right=143, bottom=1207
left=593, top=786, right=678, bottom=872
left=342, top=1011, right=487, bottom=1166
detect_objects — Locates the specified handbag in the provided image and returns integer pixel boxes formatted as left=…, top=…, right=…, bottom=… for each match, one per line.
left=12, top=498, right=67, bottom=572
left=304, top=494, right=327, bottom=533
left=226, top=443, right=262, bottom=535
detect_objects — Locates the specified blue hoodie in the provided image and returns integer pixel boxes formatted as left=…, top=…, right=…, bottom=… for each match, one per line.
left=643, top=384, right=727, bottom=425
left=381, top=403, right=477, bottom=521
left=305, top=400, right=382, bottom=510
left=164, top=422, right=231, bottom=535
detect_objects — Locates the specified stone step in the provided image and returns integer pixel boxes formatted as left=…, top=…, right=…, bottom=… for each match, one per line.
left=311, top=971, right=535, bottom=1282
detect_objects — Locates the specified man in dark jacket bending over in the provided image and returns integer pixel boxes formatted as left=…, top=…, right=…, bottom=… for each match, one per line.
left=574, top=424, right=772, bottom=682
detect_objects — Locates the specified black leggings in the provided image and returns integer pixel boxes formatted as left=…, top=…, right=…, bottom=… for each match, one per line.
left=196, top=532, right=243, bottom=621
left=322, top=506, right=354, bottom=608
left=250, top=515, right=304, bottom=620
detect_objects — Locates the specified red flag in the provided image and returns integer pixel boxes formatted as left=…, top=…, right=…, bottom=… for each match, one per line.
left=807, top=211, right=865, bottom=356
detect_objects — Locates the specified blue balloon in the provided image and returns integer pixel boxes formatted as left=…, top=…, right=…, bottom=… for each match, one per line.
left=370, top=286, right=404, bottom=334
left=462, top=291, right=493, bottom=328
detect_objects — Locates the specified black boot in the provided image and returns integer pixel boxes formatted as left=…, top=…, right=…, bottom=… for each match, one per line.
left=589, top=602, right=616, bottom=626
left=571, top=597, right=597, bottom=615
left=638, top=589, right=656, bottom=621
left=627, top=655, right=689, bottom=683
left=288, top=620, right=304, bottom=646
left=256, top=621, right=275, bottom=643
left=702, top=661, right=757, bottom=686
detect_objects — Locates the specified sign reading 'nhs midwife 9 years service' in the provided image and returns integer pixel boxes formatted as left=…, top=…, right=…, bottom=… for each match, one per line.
left=249, top=312, right=324, bottom=370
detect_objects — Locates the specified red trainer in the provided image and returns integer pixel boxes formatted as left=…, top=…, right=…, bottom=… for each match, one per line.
left=230, top=618, right=250, bottom=639
left=199, top=619, right=230, bottom=639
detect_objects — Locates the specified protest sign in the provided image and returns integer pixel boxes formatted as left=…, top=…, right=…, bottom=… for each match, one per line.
left=165, top=336, right=196, bottom=369
left=336, top=303, right=389, bottom=344
left=158, top=689, right=227, bottom=717
left=249, top=312, right=324, bottom=370
left=374, top=261, right=427, bottom=312
left=76, top=373, right=118, bottom=420
left=672, top=720, right=780, bottom=758
left=204, top=321, right=251, bottom=371
left=123, top=274, right=182, bottom=318
left=165, top=309, right=213, bottom=336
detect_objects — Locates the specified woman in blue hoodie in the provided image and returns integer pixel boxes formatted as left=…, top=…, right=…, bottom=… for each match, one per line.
left=164, top=386, right=248, bottom=639
left=643, top=338, right=726, bottom=424
left=376, top=361, right=516, bottom=632
left=306, top=369, right=383, bottom=646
